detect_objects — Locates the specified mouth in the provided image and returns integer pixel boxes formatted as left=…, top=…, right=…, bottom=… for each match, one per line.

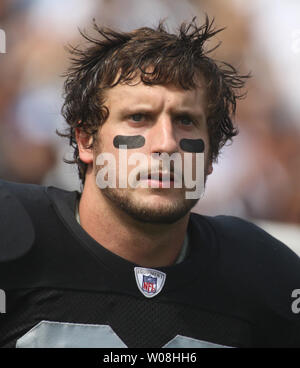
left=144, top=172, right=177, bottom=189
left=148, top=172, right=174, bottom=181
left=135, top=171, right=179, bottom=189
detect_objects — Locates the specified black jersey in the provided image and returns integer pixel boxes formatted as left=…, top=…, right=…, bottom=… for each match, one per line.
left=0, top=179, right=299, bottom=348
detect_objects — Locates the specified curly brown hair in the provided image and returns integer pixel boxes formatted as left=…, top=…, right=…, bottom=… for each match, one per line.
left=59, top=16, right=250, bottom=184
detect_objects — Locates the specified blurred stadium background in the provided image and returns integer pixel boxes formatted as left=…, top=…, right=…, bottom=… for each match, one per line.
left=0, top=0, right=299, bottom=255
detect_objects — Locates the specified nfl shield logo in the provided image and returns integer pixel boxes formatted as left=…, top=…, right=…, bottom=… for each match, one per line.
left=134, top=267, right=166, bottom=298
left=142, top=275, right=157, bottom=294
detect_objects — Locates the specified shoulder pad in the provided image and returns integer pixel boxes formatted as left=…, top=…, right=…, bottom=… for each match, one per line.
left=203, top=214, right=300, bottom=259
left=0, top=186, right=35, bottom=262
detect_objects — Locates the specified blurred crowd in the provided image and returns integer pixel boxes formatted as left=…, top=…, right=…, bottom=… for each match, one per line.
left=0, top=0, right=300, bottom=225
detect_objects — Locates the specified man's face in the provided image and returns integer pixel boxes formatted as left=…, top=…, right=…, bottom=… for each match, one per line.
left=92, top=81, right=212, bottom=224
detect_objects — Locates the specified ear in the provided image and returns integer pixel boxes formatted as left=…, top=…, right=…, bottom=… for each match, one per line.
left=75, top=128, right=94, bottom=164
left=207, top=161, right=213, bottom=176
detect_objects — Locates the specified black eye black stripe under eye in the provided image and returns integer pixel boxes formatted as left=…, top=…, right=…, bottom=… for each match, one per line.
left=179, top=139, right=205, bottom=153
left=113, top=135, right=145, bottom=149
left=113, top=136, right=204, bottom=152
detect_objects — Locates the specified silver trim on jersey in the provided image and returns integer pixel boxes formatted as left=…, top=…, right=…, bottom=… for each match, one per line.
left=16, top=321, right=235, bottom=348
left=163, top=334, right=233, bottom=348
left=16, top=321, right=127, bottom=348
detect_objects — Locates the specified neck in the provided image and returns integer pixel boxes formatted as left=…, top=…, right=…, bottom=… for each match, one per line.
left=78, top=170, right=190, bottom=268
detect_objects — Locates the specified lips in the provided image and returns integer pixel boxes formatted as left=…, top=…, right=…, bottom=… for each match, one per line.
left=137, top=171, right=175, bottom=181
left=148, top=172, right=174, bottom=182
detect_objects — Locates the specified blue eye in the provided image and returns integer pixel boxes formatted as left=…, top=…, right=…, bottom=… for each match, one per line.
left=131, top=114, right=144, bottom=122
left=179, top=116, right=193, bottom=126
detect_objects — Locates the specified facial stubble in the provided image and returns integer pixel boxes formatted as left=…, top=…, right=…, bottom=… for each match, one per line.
left=93, top=148, right=208, bottom=225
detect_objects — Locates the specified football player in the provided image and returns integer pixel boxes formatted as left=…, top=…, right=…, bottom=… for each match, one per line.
left=0, top=17, right=299, bottom=348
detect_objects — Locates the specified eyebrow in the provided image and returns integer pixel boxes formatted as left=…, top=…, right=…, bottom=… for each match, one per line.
left=171, top=108, right=205, bottom=122
left=118, top=105, right=157, bottom=115
left=118, top=106, right=205, bottom=121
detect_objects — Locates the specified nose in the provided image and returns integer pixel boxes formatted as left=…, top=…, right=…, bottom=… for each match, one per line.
left=149, top=115, right=178, bottom=154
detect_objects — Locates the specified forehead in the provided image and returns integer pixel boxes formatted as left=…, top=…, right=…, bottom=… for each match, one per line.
left=104, top=80, right=207, bottom=114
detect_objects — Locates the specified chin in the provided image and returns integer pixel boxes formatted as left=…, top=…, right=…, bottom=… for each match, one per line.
left=102, top=187, right=198, bottom=224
